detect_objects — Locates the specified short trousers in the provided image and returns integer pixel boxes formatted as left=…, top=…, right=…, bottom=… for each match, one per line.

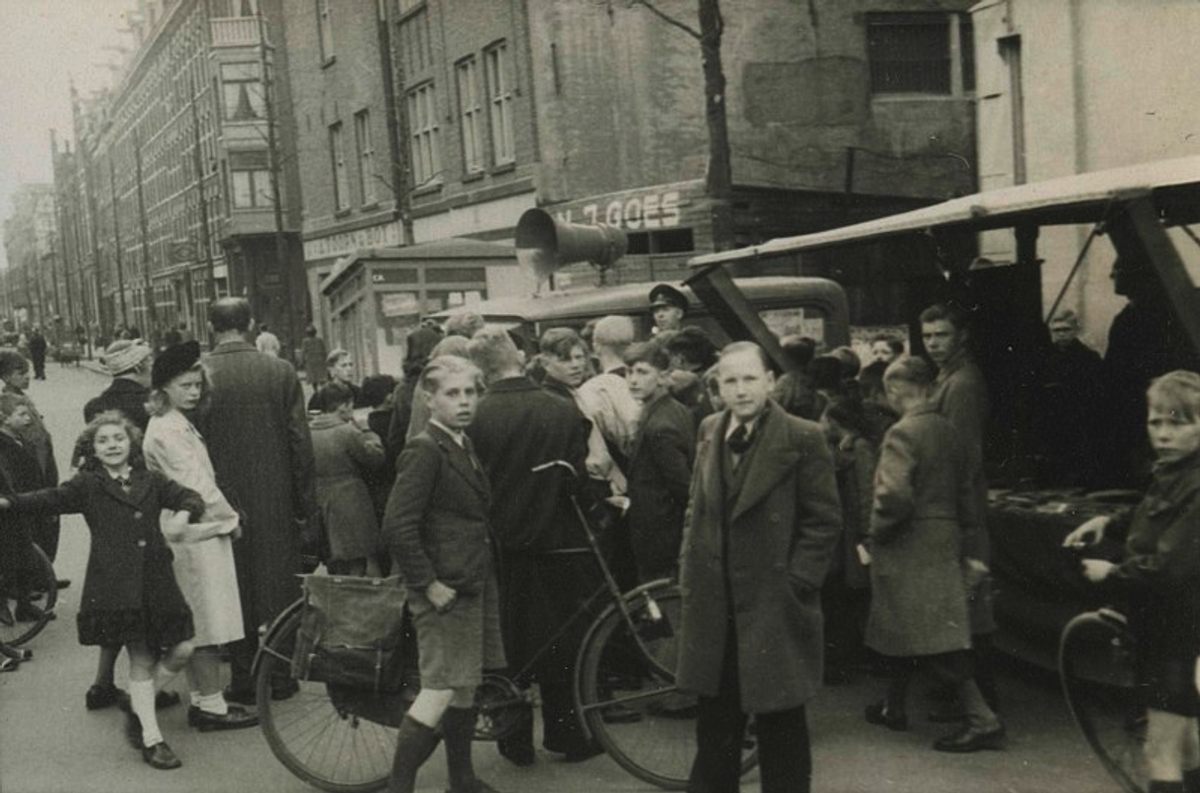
left=407, top=571, right=506, bottom=690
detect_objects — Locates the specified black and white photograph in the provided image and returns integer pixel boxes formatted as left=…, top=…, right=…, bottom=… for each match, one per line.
left=0, top=1, right=1198, bottom=791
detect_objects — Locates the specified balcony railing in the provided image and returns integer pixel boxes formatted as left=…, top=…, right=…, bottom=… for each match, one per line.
left=211, top=17, right=264, bottom=48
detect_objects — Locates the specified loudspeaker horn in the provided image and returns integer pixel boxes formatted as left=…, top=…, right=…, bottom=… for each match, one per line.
left=515, top=208, right=628, bottom=285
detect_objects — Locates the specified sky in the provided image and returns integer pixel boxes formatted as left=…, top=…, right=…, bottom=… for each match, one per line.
left=0, top=0, right=135, bottom=268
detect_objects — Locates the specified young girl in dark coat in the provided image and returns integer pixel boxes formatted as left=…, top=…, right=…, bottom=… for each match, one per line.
left=1066, top=370, right=1200, bottom=793
left=0, top=411, right=206, bottom=771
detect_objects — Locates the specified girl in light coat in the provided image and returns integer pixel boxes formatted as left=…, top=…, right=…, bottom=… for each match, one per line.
left=142, top=342, right=256, bottom=732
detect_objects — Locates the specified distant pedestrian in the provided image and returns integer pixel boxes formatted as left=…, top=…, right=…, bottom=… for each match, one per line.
left=1034, top=309, right=1103, bottom=485
left=677, top=341, right=841, bottom=793
left=623, top=340, right=694, bottom=582
left=310, top=381, right=385, bottom=577
left=198, top=298, right=317, bottom=703
left=0, top=411, right=206, bottom=770
left=255, top=324, right=281, bottom=357
left=300, top=325, right=328, bottom=390
left=863, top=357, right=1003, bottom=752
left=27, top=328, right=47, bottom=380
left=383, top=356, right=505, bottom=793
left=143, top=341, right=257, bottom=733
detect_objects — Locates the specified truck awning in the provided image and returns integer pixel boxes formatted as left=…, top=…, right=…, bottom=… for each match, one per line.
left=689, top=156, right=1200, bottom=268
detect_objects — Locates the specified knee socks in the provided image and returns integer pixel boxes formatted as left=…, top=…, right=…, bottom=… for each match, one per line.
left=442, top=707, right=479, bottom=792
left=129, top=679, right=162, bottom=747
left=388, top=714, right=442, bottom=793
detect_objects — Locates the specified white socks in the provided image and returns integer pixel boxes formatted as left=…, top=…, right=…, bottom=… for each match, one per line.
left=128, top=679, right=162, bottom=748
left=193, top=691, right=229, bottom=716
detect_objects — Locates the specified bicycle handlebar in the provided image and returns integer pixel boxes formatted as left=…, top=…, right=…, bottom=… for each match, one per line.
left=531, top=460, right=578, bottom=477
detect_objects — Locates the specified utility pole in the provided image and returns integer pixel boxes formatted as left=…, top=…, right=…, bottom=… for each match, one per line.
left=132, top=125, right=158, bottom=332
left=50, top=132, right=78, bottom=330
left=189, top=75, right=217, bottom=306
left=259, top=9, right=296, bottom=351
left=107, top=153, right=129, bottom=327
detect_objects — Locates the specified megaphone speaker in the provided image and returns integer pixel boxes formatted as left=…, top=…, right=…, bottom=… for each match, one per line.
left=515, top=208, right=628, bottom=284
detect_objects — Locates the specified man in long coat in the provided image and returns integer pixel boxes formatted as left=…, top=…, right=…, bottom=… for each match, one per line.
left=676, top=341, right=841, bottom=793
left=921, top=302, right=998, bottom=710
left=199, top=298, right=317, bottom=700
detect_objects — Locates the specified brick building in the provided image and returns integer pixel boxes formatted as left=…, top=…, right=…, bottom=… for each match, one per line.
left=67, top=0, right=305, bottom=349
left=386, top=0, right=978, bottom=290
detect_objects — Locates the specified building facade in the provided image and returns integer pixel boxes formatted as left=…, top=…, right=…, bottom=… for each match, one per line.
left=281, top=0, right=407, bottom=336
left=2, top=184, right=61, bottom=331
left=972, top=0, right=1200, bottom=350
left=67, top=0, right=305, bottom=350
left=382, top=0, right=978, bottom=296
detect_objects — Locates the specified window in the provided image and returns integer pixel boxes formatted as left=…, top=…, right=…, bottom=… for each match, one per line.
left=456, top=57, right=485, bottom=173
left=330, top=122, right=350, bottom=210
left=211, top=0, right=257, bottom=16
left=220, top=63, right=263, bottom=121
left=484, top=43, right=514, bottom=164
left=354, top=110, right=376, bottom=205
left=229, top=151, right=272, bottom=208
left=407, top=83, right=441, bottom=185
left=317, top=0, right=334, bottom=62
left=398, top=6, right=432, bottom=75
left=866, top=12, right=975, bottom=96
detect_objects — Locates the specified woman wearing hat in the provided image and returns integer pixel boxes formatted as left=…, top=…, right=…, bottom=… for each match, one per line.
left=142, top=342, right=257, bottom=732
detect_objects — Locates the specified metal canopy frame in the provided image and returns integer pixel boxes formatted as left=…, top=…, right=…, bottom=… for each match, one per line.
left=683, top=158, right=1200, bottom=366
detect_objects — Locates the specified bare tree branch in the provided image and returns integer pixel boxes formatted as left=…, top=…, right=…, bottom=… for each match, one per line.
left=628, top=0, right=701, bottom=40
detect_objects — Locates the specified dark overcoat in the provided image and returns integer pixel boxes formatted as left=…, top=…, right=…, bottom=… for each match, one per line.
left=310, top=413, right=385, bottom=561
left=865, top=405, right=978, bottom=657
left=11, top=468, right=203, bottom=636
left=199, top=340, right=317, bottom=634
left=383, top=423, right=493, bottom=595
left=84, top=377, right=150, bottom=433
left=626, top=392, right=695, bottom=580
left=931, top=353, right=996, bottom=634
left=676, top=401, right=842, bottom=714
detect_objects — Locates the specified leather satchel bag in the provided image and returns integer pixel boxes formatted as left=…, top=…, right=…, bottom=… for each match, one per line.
left=291, top=574, right=409, bottom=693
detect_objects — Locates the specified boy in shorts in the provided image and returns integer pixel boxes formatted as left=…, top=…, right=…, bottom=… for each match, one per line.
left=384, top=356, right=505, bottom=793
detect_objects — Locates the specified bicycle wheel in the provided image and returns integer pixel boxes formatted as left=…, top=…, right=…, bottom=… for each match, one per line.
left=256, top=609, right=398, bottom=793
left=1059, top=609, right=1147, bottom=793
left=0, top=543, right=58, bottom=647
left=576, top=581, right=758, bottom=790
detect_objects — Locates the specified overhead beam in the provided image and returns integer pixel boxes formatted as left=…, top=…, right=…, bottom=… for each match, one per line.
left=684, top=264, right=793, bottom=373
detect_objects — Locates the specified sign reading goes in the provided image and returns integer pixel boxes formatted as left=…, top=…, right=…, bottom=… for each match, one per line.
left=553, top=190, right=681, bottom=230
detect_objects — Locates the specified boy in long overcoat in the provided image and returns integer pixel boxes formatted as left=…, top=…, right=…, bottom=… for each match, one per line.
left=863, top=356, right=1004, bottom=753
left=676, top=342, right=841, bottom=793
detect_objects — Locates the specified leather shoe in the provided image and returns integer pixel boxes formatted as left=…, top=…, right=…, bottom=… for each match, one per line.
left=865, top=701, right=909, bottom=731
left=141, top=741, right=182, bottom=770
left=56, top=579, right=71, bottom=590
left=86, top=682, right=124, bottom=711
left=223, top=686, right=256, bottom=706
left=498, top=740, right=535, bottom=767
left=933, top=723, right=1006, bottom=753
left=187, top=705, right=259, bottom=731
left=0, top=603, right=14, bottom=627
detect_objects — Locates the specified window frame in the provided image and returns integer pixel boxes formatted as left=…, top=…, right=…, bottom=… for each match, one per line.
left=484, top=42, right=515, bottom=165
left=456, top=56, right=485, bottom=174
left=219, top=61, right=264, bottom=122
left=406, top=82, right=441, bottom=186
left=354, top=109, right=376, bottom=206
left=330, top=121, right=350, bottom=211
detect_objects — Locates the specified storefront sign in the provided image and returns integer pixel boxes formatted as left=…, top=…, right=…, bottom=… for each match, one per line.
left=303, top=221, right=404, bottom=261
left=553, top=190, right=682, bottom=230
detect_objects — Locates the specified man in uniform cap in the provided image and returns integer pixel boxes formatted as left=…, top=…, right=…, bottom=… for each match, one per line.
left=649, top=284, right=688, bottom=334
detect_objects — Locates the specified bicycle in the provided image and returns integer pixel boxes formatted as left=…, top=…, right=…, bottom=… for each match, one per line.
left=253, top=460, right=758, bottom=792
left=0, top=541, right=58, bottom=649
left=1058, top=607, right=1147, bottom=793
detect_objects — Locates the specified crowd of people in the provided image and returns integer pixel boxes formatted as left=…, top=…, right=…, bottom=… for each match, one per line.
left=0, top=264, right=1198, bottom=793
